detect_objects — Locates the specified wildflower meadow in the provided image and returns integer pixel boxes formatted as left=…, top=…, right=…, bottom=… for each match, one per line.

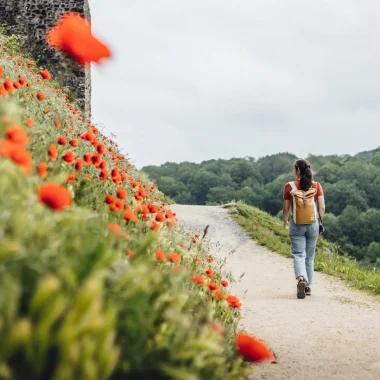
left=0, top=12, right=273, bottom=379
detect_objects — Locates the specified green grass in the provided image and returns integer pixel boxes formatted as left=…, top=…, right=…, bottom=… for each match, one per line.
left=233, top=202, right=380, bottom=296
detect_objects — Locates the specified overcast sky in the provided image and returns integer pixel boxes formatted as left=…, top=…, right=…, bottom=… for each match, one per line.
left=90, top=0, right=380, bottom=168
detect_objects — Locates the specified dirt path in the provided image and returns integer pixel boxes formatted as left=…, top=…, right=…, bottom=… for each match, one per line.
left=171, top=205, right=380, bottom=380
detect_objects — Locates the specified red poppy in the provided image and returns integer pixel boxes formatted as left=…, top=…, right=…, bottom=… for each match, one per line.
left=37, top=91, right=45, bottom=101
left=4, top=78, right=13, bottom=93
left=125, top=250, right=134, bottom=259
left=169, top=252, right=181, bottom=263
left=38, top=183, right=72, bottom=211
left=155, top=213, right=165, bottom=222
left=74, top=159, right=83, bottom=171
left=207, top=283, right=220, bottom=292
left=83, top=152, right=92, bottom=164
left=226, top=295, right=242, bottom=309
left=151, top=221, right=160, bottom=231
left=235, top=333, right=274, bottom=363
left=57, top=136, right=67, bottom=145
left=0, top=140, right=32, bottom=175
left=13, top=81, right=21, bottom=90
left=155, top=250, right=166, bottom=261
left=48, top=144, right=58, bottom=161
left=105, top=194, right=114, bottom=204
left=221, top=280, right=229, bottom=288
left=5, top=126, right=29, bottom=146
left=62, top=151, right=75, bottom=163
left=124, top=210, right=138, bottom=222
left=192, top=275, right=205, bottom=285
left=100, top=170, right=108, bottom=182
left=37, top=161, right=48, bottom=179
left=40, top=69, right=51, bottom=80
left=66, top=172, right=77, bottom=183
left=205, top=269, right=213, bottom=279
left=25, top=119, right=34, bottom=128
left=214, top=292, right=225, bottom=300
left=0, top=85, right=8, bottom=97
left=117, top=188, right=127, bottom=199
left=47, top=12, right=111, bottom=65
left=69, top=139, right=78, bottom=147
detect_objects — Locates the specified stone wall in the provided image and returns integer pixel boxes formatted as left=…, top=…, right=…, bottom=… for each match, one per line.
left=0, top=0, right=91, bottom=117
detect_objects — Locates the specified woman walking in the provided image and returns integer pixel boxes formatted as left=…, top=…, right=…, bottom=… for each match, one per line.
left=283, top=159, right=325, bottom=299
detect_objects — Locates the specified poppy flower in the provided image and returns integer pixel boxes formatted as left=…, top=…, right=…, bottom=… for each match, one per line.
left=124, top=210, right=138, bottom=222
left=83, top=152, right=92, bottom=164
left=37, top=161, right=48, bottom=179
left=0, top=66, right=3, bottom=78
left=235, top=333, right=274, bottom=363
left=40, top=69, right=51, bottom=80
left=156, top=213, right=165, bottom=222
left=151, top=221, right=160, bottom=231
left=221, top=280, right=228, bottom=288
left=155, top=250, right=166, bottom=261
left=116, top=188, right=127, bottom=199
left=38, top=183, right=72, bottom=211
left=25, top=119, right=34, bottom=128
left=0, top=85, right=8, bottom=97
left=205, top=269, right=213, bottom=279
left=207, top=283, right=220, bottom=292
left=214, top=292, right=225, bottom=300
left=0, top=140, right=32, bottom=175
left=48, top=144, right=58, bottom=161
left=57, top=136, right=67, bottom=145
left=62, top=151, right=75, bottom=163
left=18, top=75, right=26, bottom=86
left=99, top=170, right=108, bottom=182
left=70, top=139, right=78, bottom=147
left=12, top=81, right=21, bottom=90
left=105, top=194, right=114, bottom=204
left=192, top=275, right=204, bottom=285
left=4, top=78, right=13, bottom=92
left=44, top=107, right=50, bottom=114
left=125, top=250, right=134, bottom=259
left=148, top=203, right=157, bottom=213
left=97, top=144, right=105, bottom=154
left=226, top=295, right=242, bottom=309
left=66, top=172, right=77, bottom=183
left=47, top=12, right=111, bottom=65
left=169, top=252, right=181, bottom=263
left=172, top=267, right=184, bottom=273
left=55, top=117, right=61, bottom=128
left=5, top=126, right=29, bottom=146
left=74, top=159, right=83, bottom=171
left=37, top=91, right=45, bottom=101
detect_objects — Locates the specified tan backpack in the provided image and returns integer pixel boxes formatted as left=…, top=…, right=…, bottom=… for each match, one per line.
left=289, top=181, right=318, bottom=224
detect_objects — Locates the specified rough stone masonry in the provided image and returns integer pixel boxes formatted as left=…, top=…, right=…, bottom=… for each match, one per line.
left=0, top=0, right=91, bottom=117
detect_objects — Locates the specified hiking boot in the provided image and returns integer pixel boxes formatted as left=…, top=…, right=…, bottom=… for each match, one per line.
left=297, top=279, right=306, bottom=299
left=305, top=286, right=311, bottom=296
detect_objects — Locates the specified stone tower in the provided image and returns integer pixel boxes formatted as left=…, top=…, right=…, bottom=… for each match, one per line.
left=0, top=0, right=91, bottom=118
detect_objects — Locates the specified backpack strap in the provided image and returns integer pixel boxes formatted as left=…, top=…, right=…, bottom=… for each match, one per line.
left=288, top=181, right=297, bottom=193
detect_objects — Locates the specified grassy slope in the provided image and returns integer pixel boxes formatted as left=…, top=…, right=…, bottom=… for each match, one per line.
left=0, top=33, right=252, bottom=379
left=233, top=202, right=380, bottom=295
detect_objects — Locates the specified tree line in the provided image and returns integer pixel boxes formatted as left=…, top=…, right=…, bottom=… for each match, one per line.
left=143, top=149, right=380, bottom=266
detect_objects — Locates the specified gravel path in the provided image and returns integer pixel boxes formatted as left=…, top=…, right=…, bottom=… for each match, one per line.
left=171, top=205, right=380, bottom=380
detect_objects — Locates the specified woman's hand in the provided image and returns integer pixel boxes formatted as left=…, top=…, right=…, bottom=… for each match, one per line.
left=284, top=220, right=289, bottom=230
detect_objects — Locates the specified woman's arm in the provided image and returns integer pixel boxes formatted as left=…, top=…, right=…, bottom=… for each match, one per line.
left=283, top=199, right=290, bottom=229
left=318, top=196, right=325, bottom=219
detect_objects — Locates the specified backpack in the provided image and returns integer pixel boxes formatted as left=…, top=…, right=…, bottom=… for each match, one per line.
left=288, top=181, right=318, bottom=224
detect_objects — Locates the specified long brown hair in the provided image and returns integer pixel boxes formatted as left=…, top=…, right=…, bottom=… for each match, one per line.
left=295, top=159, right=313, bottom=191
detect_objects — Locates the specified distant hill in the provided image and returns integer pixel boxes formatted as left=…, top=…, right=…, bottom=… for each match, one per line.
left=142, top=148, right=380, bottom=265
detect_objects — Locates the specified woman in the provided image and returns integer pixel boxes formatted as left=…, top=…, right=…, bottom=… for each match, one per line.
left=283, top=159, right=325, bottom=299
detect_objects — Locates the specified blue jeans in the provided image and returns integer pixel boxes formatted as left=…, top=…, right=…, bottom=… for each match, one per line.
left=289, top=219, right=319, bottom=285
